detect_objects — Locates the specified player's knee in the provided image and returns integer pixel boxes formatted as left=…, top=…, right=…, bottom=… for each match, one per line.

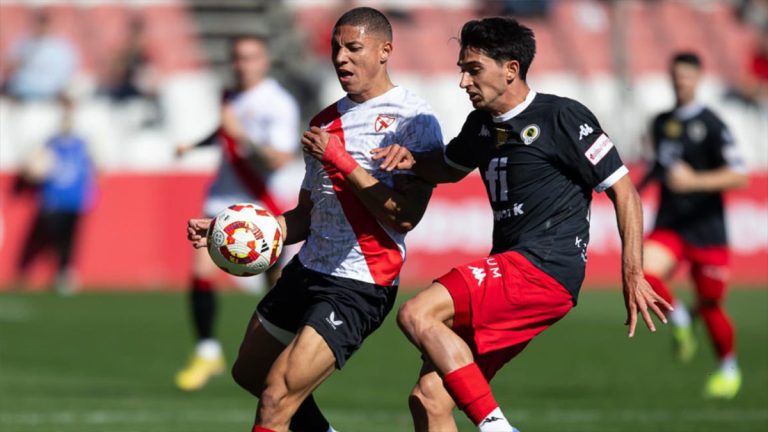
left=397, top=300, right=425, bottom=338
left=231, top=357, right=260, bottom=395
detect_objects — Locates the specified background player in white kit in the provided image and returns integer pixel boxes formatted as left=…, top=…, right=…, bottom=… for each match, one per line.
left=175, top=35, right=300, bottom=392
left=186, top=8, right=443, bottom=432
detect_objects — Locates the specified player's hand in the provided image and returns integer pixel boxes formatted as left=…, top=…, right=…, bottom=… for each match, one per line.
left=623, top=272, right=673, bottom=337
left=187, top=218, right=212, bottom=249
left=371, top=144, right=415, bottom=171
left=301, top=127, right=330, bottom=160
left=175, top=144, right=191, bottom=158
left=667, top=162, right=697, bottom=193
left=302, top=127, right=359, bottom=176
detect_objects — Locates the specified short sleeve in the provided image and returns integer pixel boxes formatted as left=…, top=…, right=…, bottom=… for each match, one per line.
left=713, top=121, right=748, bottom=174
left=557, top=101, right=627, bottom=192
left=444, top=112, right=483, bottom=172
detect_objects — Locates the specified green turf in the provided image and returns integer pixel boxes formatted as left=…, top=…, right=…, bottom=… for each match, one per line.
left=0, top=289, right=766, bottom=432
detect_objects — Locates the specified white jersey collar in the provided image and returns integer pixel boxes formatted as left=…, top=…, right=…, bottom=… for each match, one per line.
left=493, top=90, right=537, bottom=123
left=674, top=101, right=705, bottom=121
left=340, top=86, right=402, bottom=111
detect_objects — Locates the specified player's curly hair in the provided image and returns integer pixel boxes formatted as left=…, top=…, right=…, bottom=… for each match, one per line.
left=335, top=7, right=392, bottom=42
left=460, top=17, right=536, bottom=81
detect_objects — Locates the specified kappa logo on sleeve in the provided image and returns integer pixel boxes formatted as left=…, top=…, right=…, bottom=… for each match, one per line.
left=584, top=134, right=614, bottom=165
left=578, top=123, right=594, bottom=140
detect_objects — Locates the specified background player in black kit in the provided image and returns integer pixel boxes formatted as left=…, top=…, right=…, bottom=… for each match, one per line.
left=374, top=17, right=671, bottom=432
left=639, top=52, right=749, bottom=399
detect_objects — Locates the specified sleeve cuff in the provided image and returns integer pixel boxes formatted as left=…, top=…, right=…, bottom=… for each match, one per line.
left=595, top=165, right=629, bottom=192
left=443, top=153, right=474, bottom=172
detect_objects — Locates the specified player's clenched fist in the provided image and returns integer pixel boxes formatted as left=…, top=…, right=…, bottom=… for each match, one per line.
left=187, top=218, right=212, bottom=249
left=371, top=144, right=415, bottom=171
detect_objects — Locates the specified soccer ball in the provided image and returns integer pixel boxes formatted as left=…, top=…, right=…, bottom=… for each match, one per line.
left=206, top=203, right=283, bottom=276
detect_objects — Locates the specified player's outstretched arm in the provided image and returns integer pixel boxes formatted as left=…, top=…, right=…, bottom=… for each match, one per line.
left=606, top=176, right=673, bottom=337
left=302, top=127, right=433, bottom=233
left=371, top=144, right=469, bottom=184
left=666, top=162, right=749, bottom=193
left=277, top=189, right=313, bottom=245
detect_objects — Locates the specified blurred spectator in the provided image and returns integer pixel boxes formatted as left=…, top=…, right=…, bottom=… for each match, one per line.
left=100, top=13, right=156, bottom=102
left=743, top=27, right=768, bottom=105
left=16, top=96, right=97, bottom=294
left=2, top=8, right=78, bottom=101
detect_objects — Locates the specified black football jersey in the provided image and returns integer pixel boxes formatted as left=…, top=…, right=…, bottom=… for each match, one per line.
left=445, top=92, right=627, bottom=300
left=649, top=104, right=745, bottom=247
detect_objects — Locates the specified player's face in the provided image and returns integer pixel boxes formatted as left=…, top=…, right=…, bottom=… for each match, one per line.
left=671, top=62, right=700, bottom=105
left=458, top=47, right=511, bottom=113
left=331, top=25, right=392, bottom=102
left=232, top=39, right=270, bottom=87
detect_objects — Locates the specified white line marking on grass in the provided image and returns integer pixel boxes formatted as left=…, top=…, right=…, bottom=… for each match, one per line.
left=0, top=299, right=33, bottom=322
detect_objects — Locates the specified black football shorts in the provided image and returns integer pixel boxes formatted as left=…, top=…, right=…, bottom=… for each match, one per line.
left=256, top=257, right=398, bottom=369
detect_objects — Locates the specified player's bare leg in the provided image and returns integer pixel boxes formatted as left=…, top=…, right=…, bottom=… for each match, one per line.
left=175, top=247, right=226, bottom=391
left=233, top=314, right=335, bottom=431
left=644, top=240, right=696, bottom=362
left=255, top=325, right=336, bottom=432
left=398, top=283, right=518, bottom=432
left=409, top=362, right=458, bottom=432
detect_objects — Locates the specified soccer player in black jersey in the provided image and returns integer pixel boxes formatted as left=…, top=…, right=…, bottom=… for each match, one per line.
left=639, top=52, right=748, bottom=399
left=373, top=17, right=671, bottom=432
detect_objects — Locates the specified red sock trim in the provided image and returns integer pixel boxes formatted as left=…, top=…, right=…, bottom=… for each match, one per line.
left=645, top=274, right=674, bottom=305
left=252, top=426, right=276, bottom=432
left=443, top=363, right=498, bottom=425
left=192, top=276, right=213, bottom=292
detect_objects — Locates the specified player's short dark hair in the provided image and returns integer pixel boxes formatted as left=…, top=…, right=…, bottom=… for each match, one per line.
left=460, top=17, right=536, bottom=81
left=672, top=51, right=702, bottom=69
left=334, top=7, right=393, bottom=42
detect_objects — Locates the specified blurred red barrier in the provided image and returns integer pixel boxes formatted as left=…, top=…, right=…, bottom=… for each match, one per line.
left=0, top=171, right=765, bottom=290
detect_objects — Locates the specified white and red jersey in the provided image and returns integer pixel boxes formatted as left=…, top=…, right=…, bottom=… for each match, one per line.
left=298, top=86, right=444, bottom=286
left=205, top=78, right=300, bottom=216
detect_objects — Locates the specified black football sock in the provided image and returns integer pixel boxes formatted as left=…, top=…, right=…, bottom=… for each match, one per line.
left=289, top=394, right=331, bottom=432
left=191, top=277, right=216, bottom=340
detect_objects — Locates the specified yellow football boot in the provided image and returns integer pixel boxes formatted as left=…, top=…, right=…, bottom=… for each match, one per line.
left=175, top=354, right=226, bottom=391
left=704, top=369, right=741, bottom=399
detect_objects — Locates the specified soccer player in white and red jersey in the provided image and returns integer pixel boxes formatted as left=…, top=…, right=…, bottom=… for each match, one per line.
left=175, top=35, right=299, bottom=392
left=373, top=17, right=671, bottom=432
left=186, top=7, right=443, bottom=432
left=640, top=52, right=748, bottom=399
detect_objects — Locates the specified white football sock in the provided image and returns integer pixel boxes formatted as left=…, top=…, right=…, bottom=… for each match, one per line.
left=720, top=353, right=739, bottom=378
left=478, top=407, right=514, bottom=432
left=670, top=301, right=691, bottom=327
left=196, top=338, right=222, bottom=360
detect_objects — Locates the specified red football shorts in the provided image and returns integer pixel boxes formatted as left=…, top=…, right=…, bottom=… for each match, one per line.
left=436, top=251, right=574, bottom=380
left=646, top=229, right=730, bottom=300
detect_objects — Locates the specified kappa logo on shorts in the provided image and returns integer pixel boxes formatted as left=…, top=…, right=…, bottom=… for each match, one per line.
left=325, top=311, right=344, bottom=330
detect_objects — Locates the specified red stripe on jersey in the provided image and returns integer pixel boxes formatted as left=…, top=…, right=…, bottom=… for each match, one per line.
left=311, top=104, right=403, bottom=286
left=219, top=128, right=282, bottom=215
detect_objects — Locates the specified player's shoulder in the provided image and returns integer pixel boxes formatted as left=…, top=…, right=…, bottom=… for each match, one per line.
left=309, top=98, right=344, bottom=127
left=390, top=86, right=436, bottom=116
left=698, top=106, right=728, bottom=128
left=652, top=109, right=675, bottom=126
left=536, top=93, right=591, bottom=115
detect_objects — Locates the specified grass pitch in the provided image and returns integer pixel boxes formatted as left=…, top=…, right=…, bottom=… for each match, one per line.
left=0, top=289, right=766, bottom=432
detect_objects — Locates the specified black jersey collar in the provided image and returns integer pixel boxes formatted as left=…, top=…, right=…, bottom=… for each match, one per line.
left=492, top=90, right=537, bottom=123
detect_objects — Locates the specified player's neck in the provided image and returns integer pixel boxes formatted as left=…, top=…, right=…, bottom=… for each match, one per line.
left=491, top=83, right=531, bottom=117
left=675, top=97, right=696, bottom=109
left=348, top=74, right=395, bottom=104
left=239, top=76, right=266, bottom=91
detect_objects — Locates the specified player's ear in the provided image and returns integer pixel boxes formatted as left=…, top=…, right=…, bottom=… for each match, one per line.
left=380, top=40, right=392, bottom=64
left=505, top=60, right=520, bottom=82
